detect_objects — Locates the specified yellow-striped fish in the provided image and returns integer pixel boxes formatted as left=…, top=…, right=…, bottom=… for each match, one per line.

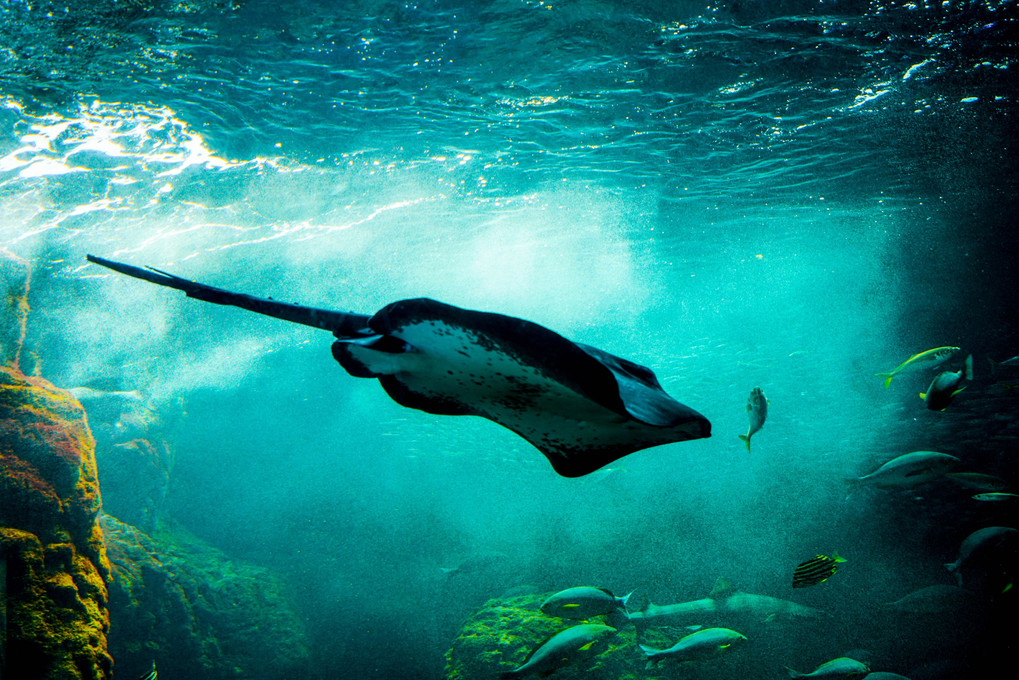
left=876, top=346, right=959, bottom=388
left=792, top=553, right=845, bottom=588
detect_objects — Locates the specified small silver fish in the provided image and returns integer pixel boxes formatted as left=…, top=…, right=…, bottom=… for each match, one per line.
left=972, top=492, right=1019, bottom=502
left=739, top=387, right=767, bottom=453
left=439, top=551, right=507, bottom=576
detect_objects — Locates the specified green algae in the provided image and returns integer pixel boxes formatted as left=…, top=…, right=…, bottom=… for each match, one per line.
left=443, top=592, right=684, bottom=680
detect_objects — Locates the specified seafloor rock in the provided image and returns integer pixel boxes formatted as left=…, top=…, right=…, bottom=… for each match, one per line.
left=443, top=592, right=719, bottom=680
left=72, top=386, right=173, bottom=533
left=0, top=365, right=113, bottom=680
left=101, top=515, right=312, bottom=680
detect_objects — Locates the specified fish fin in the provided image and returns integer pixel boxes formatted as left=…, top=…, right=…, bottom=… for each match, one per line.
left=919, top=392, right=926, bottom=400
left=708, top=577, right=733, bottom=599
left=639, top=644, right=659, bottom=656
left=562, top=603, right=580, bottom=608
left=875, top=372, right=894, bottom=388
left=578, top=640, right=597, bottom=652
left=620, top=590, right=634, bottom=611
left=786, top=667, right=802, bottom=679
left=738, top=434, right=750, bottom=453
left=605, top=609, right=630, bottom=630
left=963, top=354, right=973, bottom=380
left=832, top=552, right=847, bottom=563
left=951, top=386, right=967, bottom=397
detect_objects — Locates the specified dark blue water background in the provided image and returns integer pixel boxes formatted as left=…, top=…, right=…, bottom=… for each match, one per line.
left=2, top=1, right=1017, bottom=678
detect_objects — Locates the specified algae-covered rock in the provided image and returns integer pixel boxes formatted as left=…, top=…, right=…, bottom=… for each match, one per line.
left=443, top=592, right=683, bottom=680
left=0, top=251, right=32, bottom=371
left=0, top=365, right=112, bottom=679
left=442, top=592, right=755, bottom=680
left=102, top=515, right=312, bottom=680
left=72, top=386, right=173, bottom=533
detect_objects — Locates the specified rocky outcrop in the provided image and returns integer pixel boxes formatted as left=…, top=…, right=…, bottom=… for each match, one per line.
left=102, top=515, right=312, bottom=680
left=72, top=387, right=173, bottom=533
left=0, top=365, right=112, bottom=680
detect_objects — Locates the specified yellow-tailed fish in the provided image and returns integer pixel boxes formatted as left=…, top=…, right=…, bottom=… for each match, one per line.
left=876, top=346, right=959, bottom=388
left=500, top=624, right=616, bottom=678
left=921, top=354, right=972, bottom=411
left=639, top=628, right=746, bottom=668
left=540, top=586, right=632, bottom=619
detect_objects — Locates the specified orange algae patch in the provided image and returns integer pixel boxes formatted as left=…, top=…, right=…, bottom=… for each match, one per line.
left=1, top=364, right=113, bottom=679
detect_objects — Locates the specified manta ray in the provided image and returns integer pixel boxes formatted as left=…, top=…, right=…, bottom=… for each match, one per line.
left=86, top=255, right=710, bottom=477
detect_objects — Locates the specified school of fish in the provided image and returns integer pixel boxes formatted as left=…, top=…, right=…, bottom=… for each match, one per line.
left=493, top=345, right=1016, bottom=678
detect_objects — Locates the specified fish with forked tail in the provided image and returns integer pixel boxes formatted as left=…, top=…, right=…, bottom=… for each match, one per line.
left=738, top=387, right=767, bottom=453
left=876, top=346, right=959, bottom=388
left=852, top=451, right=959, bottom=488
left=540, top=586, right=632, bottom=619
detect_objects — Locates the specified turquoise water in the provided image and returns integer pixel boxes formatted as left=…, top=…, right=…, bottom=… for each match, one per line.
left=2, top=1, right=1017, bottom=678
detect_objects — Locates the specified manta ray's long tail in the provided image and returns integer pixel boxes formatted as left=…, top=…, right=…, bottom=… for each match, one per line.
left=86, top=255, right=373, bottom=338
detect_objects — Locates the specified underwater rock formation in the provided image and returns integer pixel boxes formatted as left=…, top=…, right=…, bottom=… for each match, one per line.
left=443, top=592, right=687, bottom=680
left=0, top=365, right=113, bottom=679
left=102, top=515, right=312, bottom=680
left=0, top=252, right=32, bottom=373
left=72, top=387, right=173, bottom=533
